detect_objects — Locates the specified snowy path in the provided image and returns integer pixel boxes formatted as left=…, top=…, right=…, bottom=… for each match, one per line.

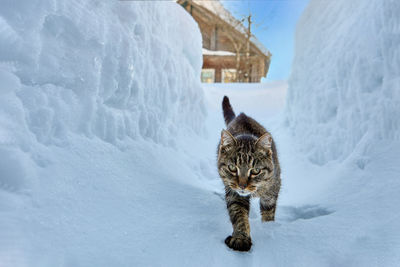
left=1, top=82, right=399, bottom=267
left=198, top=83, right=400, bottom=266
left=198, top=82, right=340, bottom=265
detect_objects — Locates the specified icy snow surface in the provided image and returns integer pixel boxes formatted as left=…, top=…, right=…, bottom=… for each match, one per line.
left=1, top=0, right=400, bottom=266
left=286, top=0, right=400, bottom=165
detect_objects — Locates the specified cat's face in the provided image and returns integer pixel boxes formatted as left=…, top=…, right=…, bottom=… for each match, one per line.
left=218, top=130, right=274, bottom=196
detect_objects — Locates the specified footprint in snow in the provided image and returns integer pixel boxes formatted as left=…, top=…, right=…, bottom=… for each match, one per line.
left=278, top=205, right=334, bottom=222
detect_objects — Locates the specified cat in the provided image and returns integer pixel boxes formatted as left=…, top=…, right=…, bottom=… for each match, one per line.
left=217, top=96, right=281, bottom=252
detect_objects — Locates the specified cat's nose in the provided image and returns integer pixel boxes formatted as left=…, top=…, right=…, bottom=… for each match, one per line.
left=238, top=182, right=247, bottom=189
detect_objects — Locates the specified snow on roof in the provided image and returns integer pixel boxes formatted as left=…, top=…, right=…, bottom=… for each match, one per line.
left=190, top=0, right=270, bottom=57
left=202, top=48, right=235, bottom=56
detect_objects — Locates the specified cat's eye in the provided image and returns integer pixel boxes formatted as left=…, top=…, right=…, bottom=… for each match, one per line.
left=251, top=168, right=261, bottom=175
left=228, top=164, right=237, bottom=172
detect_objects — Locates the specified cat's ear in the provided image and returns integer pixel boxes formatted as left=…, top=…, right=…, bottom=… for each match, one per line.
left=255, top=133, right=272, bottom=151
left=220, top=129, right=236, bottom=147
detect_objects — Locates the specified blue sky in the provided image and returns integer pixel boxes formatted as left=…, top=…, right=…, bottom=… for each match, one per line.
left=222, top=0, right=309, bottom=80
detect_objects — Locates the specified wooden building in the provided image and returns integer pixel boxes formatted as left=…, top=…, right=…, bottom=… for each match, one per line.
left=177, top=0, right=271, bottom=83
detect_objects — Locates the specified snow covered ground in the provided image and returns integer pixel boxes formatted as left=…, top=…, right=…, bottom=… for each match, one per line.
left=2, top=79, right=399, bottom=266
left=1, top=0, right=400, bottom=266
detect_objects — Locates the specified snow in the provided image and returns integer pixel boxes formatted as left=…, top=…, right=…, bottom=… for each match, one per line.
left=202, top=48, right=235, bottom=56
left=0, top=0, right=205, bottom=149
left=0, top=0, right=207, bottom=265
left=1, top=0, right=400, bottom=266
left=286, top=0, right=400, bottom=165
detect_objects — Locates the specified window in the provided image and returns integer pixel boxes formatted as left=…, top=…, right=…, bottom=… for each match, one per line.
left=222, top=69, right=237, bottom=83
left=201, top=69, right=215, bottom=83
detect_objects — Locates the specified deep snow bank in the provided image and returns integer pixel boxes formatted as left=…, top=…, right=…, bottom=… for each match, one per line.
left=0, top=0, right=205, bottom=150
left=0, top=1, right=206, bottom=264
left=286, top=0, right=400, bottom=164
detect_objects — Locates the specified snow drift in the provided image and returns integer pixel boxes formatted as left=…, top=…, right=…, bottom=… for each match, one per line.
left=281, top=2, right=400, bottom=264
left=286, top=0, right=400, bottom=165
left=0, top=1, right=207, bottom=265
left=0, top=0, right=205, bottom=150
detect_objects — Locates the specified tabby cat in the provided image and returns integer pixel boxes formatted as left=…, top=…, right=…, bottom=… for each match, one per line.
left=217, top=96, right=281, bottom=252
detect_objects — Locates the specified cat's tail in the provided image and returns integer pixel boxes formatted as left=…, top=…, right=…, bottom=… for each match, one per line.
left=222, top=96, right=236, bottom=126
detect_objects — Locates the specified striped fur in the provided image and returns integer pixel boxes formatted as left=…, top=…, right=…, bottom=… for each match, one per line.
left=217, top=96, right=281, bottom=252
left=222, top=95, right=235, bottom=125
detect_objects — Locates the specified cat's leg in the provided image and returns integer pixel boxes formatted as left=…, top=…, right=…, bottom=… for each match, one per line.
left=224, top=188, right=252, bottom=251
left=259, top=195, right=277, bottom=222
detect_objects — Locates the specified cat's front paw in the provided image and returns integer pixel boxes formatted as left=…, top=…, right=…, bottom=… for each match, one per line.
left=225, top=234, right=252, bottom=252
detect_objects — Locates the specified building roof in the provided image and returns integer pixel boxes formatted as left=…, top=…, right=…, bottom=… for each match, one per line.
left=188, top=0, right=270, bottom=57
